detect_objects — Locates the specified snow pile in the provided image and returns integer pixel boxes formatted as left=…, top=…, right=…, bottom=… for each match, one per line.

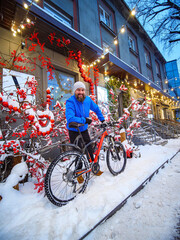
left=0, top=139, right=179, bottom=240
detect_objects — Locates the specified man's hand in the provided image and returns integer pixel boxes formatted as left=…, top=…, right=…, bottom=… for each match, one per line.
left=85, top=117, right=92, bottom=124
left=101, top=120, right=107, bottom=128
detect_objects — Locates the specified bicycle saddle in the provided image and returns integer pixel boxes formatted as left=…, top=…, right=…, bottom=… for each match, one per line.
left=69, top=122, right=84, bottom=129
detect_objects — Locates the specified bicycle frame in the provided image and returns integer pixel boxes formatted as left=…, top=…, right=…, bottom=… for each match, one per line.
left=74, top=128, right=109, bottom=177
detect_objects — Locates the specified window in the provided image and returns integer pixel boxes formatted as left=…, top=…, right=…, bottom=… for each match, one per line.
left=155, top=61, right=160, bottom=76
left=97, top=86, right=109, bottom=115
left=144, top=48, right=151, bottom=66
left=97, top=86, right=108, bottom=103
left=99, top=5, right=111, bottom=29
left=2, top=68, right=35, bottom=103
left=44, top=2, right=72, bottom=28
left=48, top=70, right=75, bottom=108
left=128, top=36, right=136, bottom=52
left=127, top=29, right=138, bottom=54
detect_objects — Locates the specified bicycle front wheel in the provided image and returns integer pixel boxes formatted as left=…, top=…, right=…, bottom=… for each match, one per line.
left=106, top=141, right=127, bottom=176
left=45, top=150, right=90, bottom=207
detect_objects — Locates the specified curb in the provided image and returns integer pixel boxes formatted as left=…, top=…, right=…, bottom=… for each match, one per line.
left=79, top=149, right=180, bottom=240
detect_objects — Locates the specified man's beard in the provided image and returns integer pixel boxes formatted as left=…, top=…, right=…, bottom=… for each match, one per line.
left=75, top=93, right=86, bottom=102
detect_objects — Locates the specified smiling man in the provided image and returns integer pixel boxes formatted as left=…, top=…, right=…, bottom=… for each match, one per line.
left=65, top=81, right=105, bottom=182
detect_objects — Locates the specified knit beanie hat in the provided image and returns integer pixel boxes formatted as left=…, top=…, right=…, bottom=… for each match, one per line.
left=73, top=81, right=86, bottom=94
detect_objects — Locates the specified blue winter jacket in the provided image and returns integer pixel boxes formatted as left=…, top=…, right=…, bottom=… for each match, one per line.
left=66, top=95, right=105, bottom=132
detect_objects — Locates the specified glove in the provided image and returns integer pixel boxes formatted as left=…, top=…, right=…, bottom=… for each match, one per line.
left=85, top=117, right=92, bottom=124
left=101, top=121, right=107, bottom=128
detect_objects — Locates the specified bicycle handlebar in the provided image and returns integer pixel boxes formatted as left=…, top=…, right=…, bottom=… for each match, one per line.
left=94, top=121, right=119, bottom=128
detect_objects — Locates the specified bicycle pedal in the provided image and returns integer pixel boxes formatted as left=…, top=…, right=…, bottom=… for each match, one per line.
left=95, top=170, right=103, bottom=176
left=77, top=175, right=84, bottom=184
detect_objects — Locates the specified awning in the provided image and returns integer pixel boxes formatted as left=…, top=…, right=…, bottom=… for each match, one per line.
left=1, top=0, right=103, bottom=62
left=97, top=52, right=175, bottom=100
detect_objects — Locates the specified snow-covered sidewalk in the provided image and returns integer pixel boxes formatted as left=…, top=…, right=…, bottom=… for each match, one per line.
left=0, top=138, right=180, bottom=240
left=88, top=149, right=180, bottom=240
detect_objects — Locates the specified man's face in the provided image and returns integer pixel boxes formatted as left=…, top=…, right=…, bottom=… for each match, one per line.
left=75, top=88, right=85, bottom=102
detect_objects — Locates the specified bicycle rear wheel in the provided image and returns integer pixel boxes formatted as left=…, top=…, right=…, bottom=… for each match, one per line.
left=45, top=150, right=90, bottom=206
left=106, top=141, right=127, bottom=176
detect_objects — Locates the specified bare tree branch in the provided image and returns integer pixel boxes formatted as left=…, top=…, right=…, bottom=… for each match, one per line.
left=169, top=38, right=180, bottom=43
left=127, top=0, right=180, bottom=48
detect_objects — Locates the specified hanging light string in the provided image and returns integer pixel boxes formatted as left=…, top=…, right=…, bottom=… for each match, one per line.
left=113, top=0, right=140, bottom=46
left=11, top=0, right=39, bottom=37
left=165, top=76, right=180, bottom=83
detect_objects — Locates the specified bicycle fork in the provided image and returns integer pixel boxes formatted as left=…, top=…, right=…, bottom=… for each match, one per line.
left=108, top=137, right=121, bottom=161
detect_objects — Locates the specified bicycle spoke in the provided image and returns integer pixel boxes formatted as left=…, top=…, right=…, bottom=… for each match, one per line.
left=45, top=150, right=90, bottom=206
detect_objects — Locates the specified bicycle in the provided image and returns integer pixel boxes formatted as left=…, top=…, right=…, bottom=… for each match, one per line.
left=45, top=121, right=127, bottom=207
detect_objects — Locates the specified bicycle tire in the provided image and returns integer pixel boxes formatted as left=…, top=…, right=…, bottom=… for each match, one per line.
left=45, top=150, right=90, bottom=206
left=106, top=141, right=127, bottom=176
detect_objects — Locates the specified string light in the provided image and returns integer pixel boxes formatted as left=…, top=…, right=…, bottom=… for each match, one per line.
left=120, top=25, right=125, bottom=33
left=26, top=18, right=31, bottom=23
left=131, top=8, right=136, bottom=16
left=23, top=3, right=29, bottom=9
left=11, top=0, right=37, bottom=37
left=113, top=37, right=118, bottom=45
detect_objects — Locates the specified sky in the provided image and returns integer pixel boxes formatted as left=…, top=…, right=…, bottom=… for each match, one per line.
left=0, top=138, right=180, bottom=240
left=125, top=0, right=180, bottom=72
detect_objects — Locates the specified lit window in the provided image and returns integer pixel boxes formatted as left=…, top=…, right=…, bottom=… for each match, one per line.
left=44, top=2, right=72, bottom=28
left=47, top=70, right=75, bottom=108
left=97, top=86, right=108, bottom=103
left=99, top=6, right=111, bottom=29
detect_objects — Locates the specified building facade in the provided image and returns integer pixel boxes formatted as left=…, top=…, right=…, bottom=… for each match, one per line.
left=165, top=60, right=180, bottom=121
left=0, top=0, right=179, bottom=121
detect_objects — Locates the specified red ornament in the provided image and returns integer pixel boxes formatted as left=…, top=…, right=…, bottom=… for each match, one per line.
left=2, top=102, right=8, bottom=108
left=28, top=115, right=35, bottom=121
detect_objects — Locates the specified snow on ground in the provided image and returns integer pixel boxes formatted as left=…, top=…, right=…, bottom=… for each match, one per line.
left=88, top=149, right=180, bottom=240
left=0, top=138, right=180, bottom=240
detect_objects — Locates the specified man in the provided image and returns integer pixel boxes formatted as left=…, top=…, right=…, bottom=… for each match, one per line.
left=65, top=81, right=105, bottom=182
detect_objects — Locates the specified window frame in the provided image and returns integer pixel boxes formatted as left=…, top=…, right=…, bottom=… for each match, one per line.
left=155, top=60, right=161, bottom=79
left=44, top=1, right=73, bottom=28
left=47, top=68, right=76, bottom=108
left=144, top=48, right=152, bottom=68
left=99, top=5, right=112, bottom=29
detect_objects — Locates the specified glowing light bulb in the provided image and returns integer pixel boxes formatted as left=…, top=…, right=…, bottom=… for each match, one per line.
left=120, top=25, right=125, bottom=33
left=114, top=38, right=118, bottom=45
left=131, top=8, right=136, bottom=16
left=24, top=3, right=28, bottom=9
left=26, top=18, right=30, bottom=23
